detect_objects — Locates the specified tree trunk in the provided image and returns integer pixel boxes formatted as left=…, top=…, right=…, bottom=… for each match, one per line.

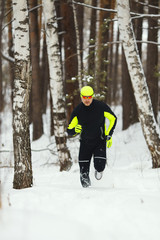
left=72, top=1, right=82, bottom=89
left=112, top=28, right=119, bottom=103
left=122, top=49, right=138, bottom=130
left=121, top=0, right=139, bottom=130
left=96, top=0, right=110, bottom=98
left=88, top=0, right=97, bottom=81
left=60, top=1, right=80, bottom=123
left=146, top=0, right=158, bottom=120
left=75, top=0, right=84, bottom=73
left=42, top=0, right=72, bottom=171
left=12, top=0, right=33, bottom=189
left=131, top=0, right=143, bottom=58
left=41, top=34, right=49, bottom=115
left=0, top=0, right=5, bottom=112
left=29, top=0, right=43, bottom=140
left=96, top=0, right=115, bottom=102
left=7, top=0, right=14, bottom=108
left=117, top=0, right=160, bottom=168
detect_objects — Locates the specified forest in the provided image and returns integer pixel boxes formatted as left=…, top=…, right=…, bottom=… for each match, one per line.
left=0, top=1, right=160, bottom=239
left=0, top=0, right=160, bottom=189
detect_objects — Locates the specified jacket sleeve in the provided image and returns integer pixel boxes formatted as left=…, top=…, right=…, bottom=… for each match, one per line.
left=104, top=106, right=117, bottom=136
left=67, top=111, right=78, bottom=136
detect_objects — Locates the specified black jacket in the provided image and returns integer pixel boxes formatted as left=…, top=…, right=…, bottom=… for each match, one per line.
left=67, top=99, right=117, bottom=141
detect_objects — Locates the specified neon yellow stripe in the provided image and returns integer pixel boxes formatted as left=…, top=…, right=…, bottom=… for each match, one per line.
left=104, top=112, right=116, bottom=135
left=68, top=116, right=78, bottom=129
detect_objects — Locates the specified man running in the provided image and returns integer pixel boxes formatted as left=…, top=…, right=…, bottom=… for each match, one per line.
left=67, top=86, right=117, bottom=187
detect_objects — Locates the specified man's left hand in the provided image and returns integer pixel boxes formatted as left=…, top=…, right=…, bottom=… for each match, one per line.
left=106, top=135, right=112, bottom=148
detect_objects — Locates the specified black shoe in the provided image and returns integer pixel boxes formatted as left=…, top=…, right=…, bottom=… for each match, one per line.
left=80, top=173, right=91, bottom=188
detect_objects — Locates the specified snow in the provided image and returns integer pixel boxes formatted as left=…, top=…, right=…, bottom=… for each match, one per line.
left=1, top=106, right=160, bottom=240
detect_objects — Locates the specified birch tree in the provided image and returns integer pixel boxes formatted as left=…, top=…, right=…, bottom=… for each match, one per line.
left=12, top=0, right=33, bottom=188
left=117, top=0, right=160, bottom=168
left=72, top=0, right=82, bottom=89
left=88, top=0, right=97, bottom=78
left=7, top=0, right=14, bottom=107
left=0, top=0, right=5, bottom=112
left=42, top=0, right=72, bottom=171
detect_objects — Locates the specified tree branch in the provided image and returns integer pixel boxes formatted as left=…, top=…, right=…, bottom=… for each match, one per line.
left=89, top=40, right=160, bottom=48
left=72, top=0, right=117, bottom=13
left=72, top=0, right=160, bottom=18
left=2, top=19, right=14, bottom=31
left=0, top=50, right=15, bottom=63
left=131, top=13, right=160, bottom=20
left=28, top=4, right=42, bottom=12
left=136, top=1, right=160, bottom=11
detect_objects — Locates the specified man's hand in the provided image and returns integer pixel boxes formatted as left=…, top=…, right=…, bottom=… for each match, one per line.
left=106, top=135, right=112, bottom=148
left=75, top=124, right=82, bottom=134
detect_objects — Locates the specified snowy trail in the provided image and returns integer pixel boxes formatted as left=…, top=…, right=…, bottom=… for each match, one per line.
left=1, top=163, right=160, bottom=240
left=1, top=110, right=160, bottom=240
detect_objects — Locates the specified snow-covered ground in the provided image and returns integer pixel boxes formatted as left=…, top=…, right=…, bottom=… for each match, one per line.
left=0, top=106, right=160, bottom=240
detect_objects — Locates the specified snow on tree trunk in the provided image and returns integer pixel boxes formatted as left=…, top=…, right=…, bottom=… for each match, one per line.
left=42, top=0, right=72, bottom=171
left=117, top=0, right=160, bottom=168
left=12, top=0, right=33, bottom=188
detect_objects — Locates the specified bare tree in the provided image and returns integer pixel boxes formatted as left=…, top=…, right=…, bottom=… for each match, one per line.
left=12, top=0, right=33, bottom=189
left=41, top=34, right=49, bottom=115
left=60, top=1, right=80, bottom=123
left=121, top=0, right=140, bottom=130
left=7, top=0, right=14, bottom=107
left=72, top=0, right=82, bottom=89
left=0, top=0, right=5, bottom=112
left=29, top=0, right=44, bottom=140
left=112, top=28, right=120, bottom=103
left=122, top=49, right=138, bottom=130
left=96, top=0, right=116, bottom=102
left=88, top=0, right=97, bottom=81
left=131, top=0, right=144, bottom=58
left=96, top=0, right=110, bottom=98
left=42, top=0, right=72, bottom=171
left=117, top=0, right=160, bottom=168
left=146, top=0, right=159, bottom=120
left=75, top=0, right=84, bottom=73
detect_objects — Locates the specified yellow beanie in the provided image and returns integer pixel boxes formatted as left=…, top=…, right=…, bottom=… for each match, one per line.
left=80, top=86, right=94, bottom=96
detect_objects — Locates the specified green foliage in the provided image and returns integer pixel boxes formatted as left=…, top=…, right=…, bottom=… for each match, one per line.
left=101, top=19, right=110, bottom=34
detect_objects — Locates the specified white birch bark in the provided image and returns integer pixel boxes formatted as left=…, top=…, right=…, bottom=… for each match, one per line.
left=117, top=0, right=160, bottom=168
left=42, top=0, right=72, bottom=171
left=12, top=0, right=32, bottom=188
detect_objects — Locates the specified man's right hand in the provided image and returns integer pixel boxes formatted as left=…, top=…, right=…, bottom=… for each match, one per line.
left=75, top=124, right=82, bottom=133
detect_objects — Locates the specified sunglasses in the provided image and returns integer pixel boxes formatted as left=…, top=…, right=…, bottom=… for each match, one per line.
left=81, top=95, right=93, bottom=99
